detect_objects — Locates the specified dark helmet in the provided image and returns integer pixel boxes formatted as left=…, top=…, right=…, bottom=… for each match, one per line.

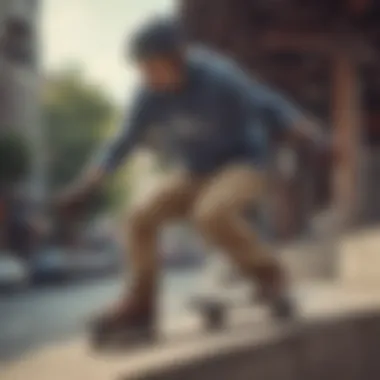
left=128, top=17, right=185, bottom=61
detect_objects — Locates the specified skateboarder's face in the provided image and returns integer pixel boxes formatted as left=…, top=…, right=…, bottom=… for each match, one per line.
left=137, top=55, right=184, bottom=91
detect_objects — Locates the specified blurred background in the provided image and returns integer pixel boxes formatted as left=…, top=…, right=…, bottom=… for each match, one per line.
left=1, top=0, right=380, bottom=369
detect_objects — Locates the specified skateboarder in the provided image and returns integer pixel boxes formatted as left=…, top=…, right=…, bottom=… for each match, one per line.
left=56, top=17, right=335, bottom=341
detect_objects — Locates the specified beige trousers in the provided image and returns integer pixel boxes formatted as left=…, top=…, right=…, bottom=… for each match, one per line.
left=125, top=163, right=275, bottom=302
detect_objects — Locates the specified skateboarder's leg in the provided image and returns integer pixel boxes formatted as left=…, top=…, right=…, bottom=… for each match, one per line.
left=94, top=171, right=201, bottom=334
left=193, top=164, right=288, bottom=304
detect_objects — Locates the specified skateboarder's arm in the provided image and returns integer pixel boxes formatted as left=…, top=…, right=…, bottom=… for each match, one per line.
left=63, top=89, right=155, bottom=197
left=91, top=89, right=155, bottom=177
left=249, top=82, right=327, bottom=147
left=248, top=82, right=304, bottom=134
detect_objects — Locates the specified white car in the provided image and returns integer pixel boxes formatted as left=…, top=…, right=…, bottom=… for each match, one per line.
left=30, top=248, right=70, bottom=283
left=0, top=253, right=29, bottom=291
left=65, top=249, right=121, bottom=278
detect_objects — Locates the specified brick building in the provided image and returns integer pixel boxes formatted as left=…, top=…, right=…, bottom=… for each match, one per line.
left=181, top=0, right=380, bottom=238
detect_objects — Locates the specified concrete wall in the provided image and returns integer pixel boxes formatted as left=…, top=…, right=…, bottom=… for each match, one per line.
left=127, top=229, right=380, bottom=380
left=137, top=311, right=380, bottom=380
left=340, top=227, right=380, bottom=285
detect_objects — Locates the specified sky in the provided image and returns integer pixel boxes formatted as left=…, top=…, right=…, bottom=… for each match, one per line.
left=41, top=0, right=176, bottom=105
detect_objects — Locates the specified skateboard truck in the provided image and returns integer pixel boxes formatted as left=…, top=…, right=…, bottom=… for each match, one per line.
left=191, top=291, right=296, bottom=332
left=199, top=300, right=226, bottom=330
left=90, top=321, right=157, bottom=350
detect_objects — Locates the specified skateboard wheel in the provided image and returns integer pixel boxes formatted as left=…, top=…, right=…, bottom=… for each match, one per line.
left=271, top=297, right=295, bottom=320
left=89, top=319, right=115, bottom=350
left=90, top=329, right=109, bottom=350
left=204, top=303, right=225, bottom=330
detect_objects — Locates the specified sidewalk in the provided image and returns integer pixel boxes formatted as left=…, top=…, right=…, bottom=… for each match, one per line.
left=1, top=281, right=380, bottom=380
left=1, top=227, right=380, bottom=380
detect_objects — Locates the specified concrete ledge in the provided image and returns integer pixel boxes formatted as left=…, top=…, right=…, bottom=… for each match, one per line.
left=135, top=309, right=380, bottom=380
left=340, top=226, right=380, bottom=285
left=2, top=284, right=380, bottom=380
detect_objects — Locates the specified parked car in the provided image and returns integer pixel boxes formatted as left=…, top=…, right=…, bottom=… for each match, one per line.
left=0, top=253, right=29, bottom=291
left=65, top=249, right=121, bottom=278
left=30, top=243, right=122, bottom=284
left=162, top=248, right=204, bottom=270
left=30, top=247, right=70, bottom=284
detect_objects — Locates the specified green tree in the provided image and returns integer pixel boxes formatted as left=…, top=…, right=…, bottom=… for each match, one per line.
left=43, top=68, right=128, bottom=214
left=0, top=131, right=31, bottom=187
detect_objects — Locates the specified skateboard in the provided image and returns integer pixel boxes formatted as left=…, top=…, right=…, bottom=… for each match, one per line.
left=88, top=297, right=296, bottom=352
left=88, top=284, right=296, bottom=350
left=190, top=255, right=293, bottom=330
left=89, top=253, right=296, bottom=350
left=190, top=289, right=296, bottom=331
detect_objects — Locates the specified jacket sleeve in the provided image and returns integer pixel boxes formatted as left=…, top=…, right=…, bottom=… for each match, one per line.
left=248, top=81, right=304, bottom=133
left=92, top=89, right=155, bottom=174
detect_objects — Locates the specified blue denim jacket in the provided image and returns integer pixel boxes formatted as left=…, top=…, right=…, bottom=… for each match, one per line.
left=95, top=47, right=303, bottom=174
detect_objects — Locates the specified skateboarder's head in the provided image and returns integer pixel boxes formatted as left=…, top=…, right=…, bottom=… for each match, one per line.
left=128, top=17, right=187, bottom=91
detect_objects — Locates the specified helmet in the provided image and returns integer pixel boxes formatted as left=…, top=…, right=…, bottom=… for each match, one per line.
left=128, top=17, right=184, bottom=61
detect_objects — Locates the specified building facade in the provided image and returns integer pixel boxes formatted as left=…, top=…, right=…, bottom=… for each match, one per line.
left=0, top=0, right=44, bottom=201
left=182, top=0, right=380, bottom=236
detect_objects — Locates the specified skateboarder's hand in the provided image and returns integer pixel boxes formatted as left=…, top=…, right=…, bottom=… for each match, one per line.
left=52, top=168, right=104, bottom=217
left=315, top=135, right=342, bottom=166
left=53, top=185, right=88, bottom=216
left=292, top=118, right=342, bottom=166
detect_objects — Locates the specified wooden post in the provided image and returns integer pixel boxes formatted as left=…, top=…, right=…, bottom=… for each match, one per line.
left=331, top=49, right=362, bottom=227
left=348, top=0, right=371, bottom=14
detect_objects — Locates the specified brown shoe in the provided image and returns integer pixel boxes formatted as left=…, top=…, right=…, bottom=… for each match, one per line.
left=90, top=296, right=156, bottom=348
left=253, top=261, right=287, bottom=301
left=94, top=297, right=154, bottom=328
left=90, top=276, right=157, bottom=345
left=253, top=261, right=295, bottom=319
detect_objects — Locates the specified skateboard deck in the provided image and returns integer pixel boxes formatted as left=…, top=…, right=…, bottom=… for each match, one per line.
left=190, top=292, right=256, bottom=330
left=88, top=292, right=296, bottom=353
left=190, top=255, right=264, bottom=331
left=191, top=287, right=296, bottom=331
left=88, top=307, right=296, bottom=355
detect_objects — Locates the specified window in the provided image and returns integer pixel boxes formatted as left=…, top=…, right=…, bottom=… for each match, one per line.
left=0, top=17, right=35, bottom=67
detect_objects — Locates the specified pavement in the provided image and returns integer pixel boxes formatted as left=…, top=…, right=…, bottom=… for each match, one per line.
left=1, top=226, right=380, bottom=380
left=0, top=270, right=200, bottom=362
left=1, top=281, right=380, bottom=380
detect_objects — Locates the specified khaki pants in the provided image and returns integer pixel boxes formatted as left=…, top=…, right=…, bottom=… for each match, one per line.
left=125, top=163, right=276, bottom=304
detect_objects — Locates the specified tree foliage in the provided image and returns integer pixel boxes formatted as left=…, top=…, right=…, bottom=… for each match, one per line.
left=43, top=68, right=127, bottom=214
left=0, top=131, right=31, bottom=186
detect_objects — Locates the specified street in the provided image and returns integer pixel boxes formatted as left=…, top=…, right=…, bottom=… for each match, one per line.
left=0, top=270, right=200, bottom=363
